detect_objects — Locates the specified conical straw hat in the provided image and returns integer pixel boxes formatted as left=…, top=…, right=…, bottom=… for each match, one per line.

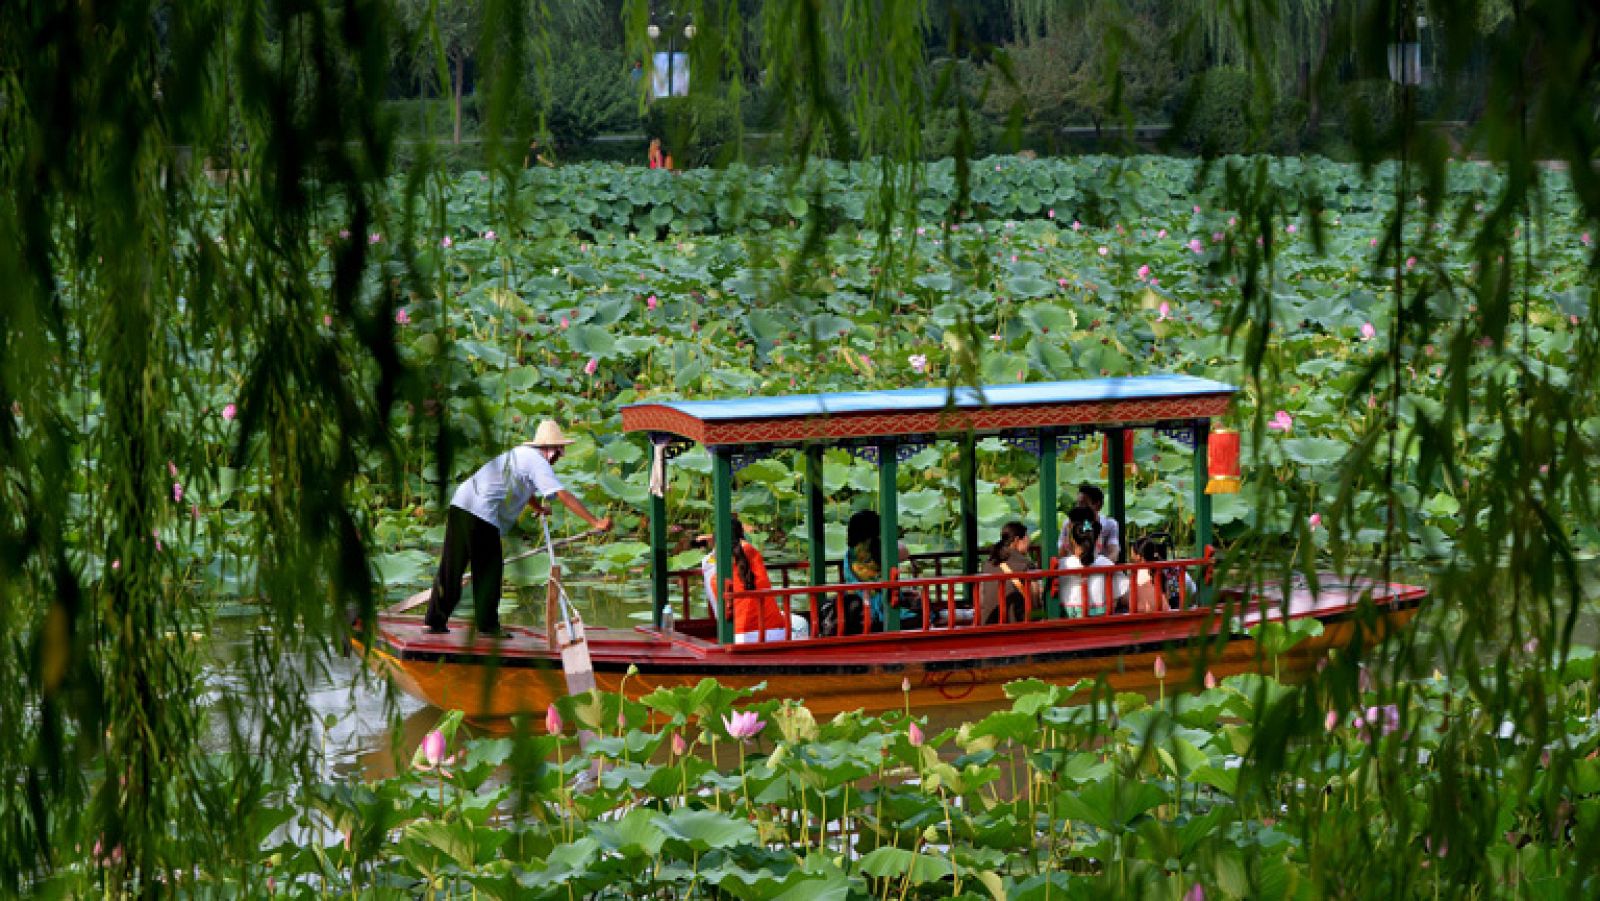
left=525, top=420, right=575, bottom=447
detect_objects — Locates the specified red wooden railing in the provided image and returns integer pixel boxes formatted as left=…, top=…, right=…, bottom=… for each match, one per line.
left=664, top=549, right=978, bottom=624
left=717, top=550, right=1215, bottom=648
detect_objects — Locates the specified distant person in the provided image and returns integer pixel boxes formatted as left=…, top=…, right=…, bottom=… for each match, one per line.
left=524, top=138, right=554, bottom=168
left=1059, top=483, right=1119, bottom=562
left=630, top=59, right=643, bottom=81
left=979, top=521, right=1035, bottom=624
left=648, top=138, right=666, bottom=170
left=1058, top=507, right=1123, bottom=618
left=425, top=421, right=612, bottom=636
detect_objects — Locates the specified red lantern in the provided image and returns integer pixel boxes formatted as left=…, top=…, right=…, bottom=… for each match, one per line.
left=1100, top=430, right=1136, bottom=476
left=1206, top=428, right=1241, bottom=494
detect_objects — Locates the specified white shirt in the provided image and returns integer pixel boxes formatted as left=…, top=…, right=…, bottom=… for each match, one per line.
left=1059, top=554, right=1127, bottom=615
left=451, top=446, right=564, bottom=533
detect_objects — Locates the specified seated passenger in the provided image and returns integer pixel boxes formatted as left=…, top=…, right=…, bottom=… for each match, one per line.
left=1134, top=533, right=1197, bottom=609
left=833, top=509, right=919, bottom=634
left=979, top=521, right=1036, bottom=624
left=1059, top=508, right=1126, bottom=618
left=1059, top=483, right=1121, bottom=562
left=701, top=517, right=809, bottom=643
left=1127, top=536, right=1168, bottom=614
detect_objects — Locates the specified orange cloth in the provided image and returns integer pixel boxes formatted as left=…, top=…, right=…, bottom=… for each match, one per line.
left=717, top=541, right=784, bottom=634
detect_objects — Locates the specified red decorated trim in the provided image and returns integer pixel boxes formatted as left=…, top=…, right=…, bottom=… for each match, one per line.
left=622, top=394, right=1233, bottom=447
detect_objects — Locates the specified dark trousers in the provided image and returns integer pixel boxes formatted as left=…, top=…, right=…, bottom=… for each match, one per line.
left=425, top=506, right=504, bottom=633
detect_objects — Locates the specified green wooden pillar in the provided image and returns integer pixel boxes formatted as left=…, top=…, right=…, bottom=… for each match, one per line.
left=1039, top=429, right=1061, bottom=618
left=1192, top=423, right=1213, bottom=605
left=805, top=444, right=826, bottom=587
left=1107, top=427, right=1127, bottom=563
left=878, top=438, right=900, bottom=632
left=649, top=442, right=669, bottom=628
left=1193, top=423, right=1212, bottom=554
left=712, top=447, right=735, bottom=645
left=959, top=432, right=978, bottom=607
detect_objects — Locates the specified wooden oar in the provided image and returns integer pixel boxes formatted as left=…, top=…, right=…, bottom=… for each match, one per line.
left=385, top=528, right=604, bottom=615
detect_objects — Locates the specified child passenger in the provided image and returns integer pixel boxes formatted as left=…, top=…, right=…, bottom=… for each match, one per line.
left=979, top=521, right=1035, bottom=624
left=1059, top=508, right=1125, bottom=617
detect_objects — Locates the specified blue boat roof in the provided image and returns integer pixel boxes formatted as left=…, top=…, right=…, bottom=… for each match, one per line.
left=629, top=374, right=1235, bottom=422
left=621, top=374, right=1237, bottom=446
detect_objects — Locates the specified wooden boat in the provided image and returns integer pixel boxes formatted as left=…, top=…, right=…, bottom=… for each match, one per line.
left=365, top=375, right=1427, bottom=720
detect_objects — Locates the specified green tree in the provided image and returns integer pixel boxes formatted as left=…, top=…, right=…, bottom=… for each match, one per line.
left=396, top=0, right=482, bottom=143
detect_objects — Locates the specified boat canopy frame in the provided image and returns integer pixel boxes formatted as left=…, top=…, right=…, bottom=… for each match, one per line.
left=621, top=374, right=1237, bottom=645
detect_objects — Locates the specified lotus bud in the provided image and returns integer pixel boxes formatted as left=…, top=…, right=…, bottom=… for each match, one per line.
left=1325, top=709, right=1339, bottom=732
left=901, top=677, right=911, bottom=694
left=908, top=722, right=925, bottom=747
left=545, top=703, right=563, bottom=735
left=1153, top=655, right=1167, bottom=680
left=671, top=731, right=688, bottom=756
left=1204, top=671, right=1216, bottom=690
left=420, top=730, right=446, bottom=767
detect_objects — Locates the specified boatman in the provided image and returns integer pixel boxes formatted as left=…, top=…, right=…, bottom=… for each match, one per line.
left=425, top=420, right=612, bottom=635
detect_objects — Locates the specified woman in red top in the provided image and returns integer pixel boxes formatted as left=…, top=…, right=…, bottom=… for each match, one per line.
left=709, top=517, right=795, bottom=643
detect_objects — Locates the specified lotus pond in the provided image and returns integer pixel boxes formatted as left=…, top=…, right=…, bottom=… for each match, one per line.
left=172, top=637, right=1600, bottom=898
left=155, top=153, right=1600, bottom=897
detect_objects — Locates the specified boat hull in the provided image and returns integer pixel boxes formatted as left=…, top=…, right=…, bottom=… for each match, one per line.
left=361, top=576, right=1423, bottom=722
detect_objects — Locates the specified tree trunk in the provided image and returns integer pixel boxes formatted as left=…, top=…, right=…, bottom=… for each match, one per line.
left=452, top=53, right=464, bottom=145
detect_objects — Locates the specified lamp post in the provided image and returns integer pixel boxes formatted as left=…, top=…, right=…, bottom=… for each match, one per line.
left=647, top=11, right=695, bottom=98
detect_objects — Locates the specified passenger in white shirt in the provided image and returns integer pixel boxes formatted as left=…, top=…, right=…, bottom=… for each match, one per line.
left=424, top=420, right=612, bottom=636
left=1059, top=508, right=1126, bottom=618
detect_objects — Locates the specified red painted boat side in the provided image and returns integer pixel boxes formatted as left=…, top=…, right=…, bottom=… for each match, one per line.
left=360, top=575, right=1424, bottom=720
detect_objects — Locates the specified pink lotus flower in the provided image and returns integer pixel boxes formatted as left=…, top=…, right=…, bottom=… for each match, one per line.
left=1158, top=302, right=1171, bottom=320
left=1405, top=256, right=1417, bottom=269
left=908, top=721, right=925, bottom=747
left=395, top=309, right=410, bottom=325
left=916, top=226, right=926, bottom=236
left=1286, top=223, right=1297, bottom=234
left=1185, top=884, right=1205, bottom=901
left=558, top=317, right=569, bottom=329
left=1267, top=410, right=1293, bottom=432
left=483, top=230, right=496, bottom=241
left=1071, top=220, right=1082, bottom=231
left=1212, top=232, right=1224, bottom=243
left=1057, top=277, right=1068, bottom=287
left=908, top=353, right=928, bottom=374
left=416, top=729, right=460, bottom=771
left=421, top=730, right=445, bottom=765
left=722, top=710, right=766, bottom=741
left=1156, top=228, right=1167, bottom=239
left=1358, top=704, right=1402, bottom=741
left=1097, top=246, right=1109, bottom=257
left=1137, top=264, right=1151, bottom=281
left=1361, top=322, right=1376, bottom=341
left=167, top=461, right=178, bottom=478
left=440, top=236, right=453, bottom=248
left=1309, top=513, right=1322, bottom=529
left=545, top=703, right=562, bottom=735
left=1325, top=709, right=1339, bottom=732
left=1369, top=237, right=1378, bottom=247
left=221, top=403, right=237, bottom=422
left=172, top=483, right=183, bottom=502
left=584, top=357, right=598, bottom=376
left=1192, top=205, right=1202, bottom=214
left=1153, top=655, right=1167, bottom=680
left=367, top=232, right=383, bottom=245
left=646, top=294, right=658, bottom=310
left=111, top=559, right=121, bottom=571
left=1583, top=233, right=1592, bottom=246
left=323, top=315, right=333, bottom=327
left=1228, top=216, right=1237, bottom=227
left=1047, top=209, right=1055, bottom=219
left=1010, top=254, right=1018, bottom=263
left=671, top=731, right=688, bottom=756
left=1188, top=238, right=1203, bottom=254
left=1204, top=671, right=1216, bottom=689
